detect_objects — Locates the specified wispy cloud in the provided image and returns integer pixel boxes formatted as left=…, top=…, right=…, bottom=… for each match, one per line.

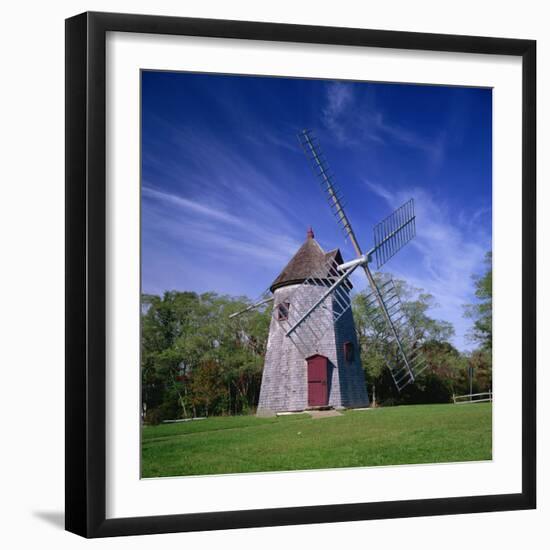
left=141, top=72, right=491, bottom=350
left=365, top=180, right=490, bottom=350
left=363, top=179, right=394, bottom=203
left=143, top=186, right=247, bottom=228
left=322, top=82, right=356, bottom=143
left=141, top=121, right=308, bottom=297
left=322, top=82, right=445, bottom=165
left=375, top=114, right=446, bottom=165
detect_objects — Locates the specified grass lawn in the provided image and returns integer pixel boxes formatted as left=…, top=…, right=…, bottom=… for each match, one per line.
left=141, top=403, right=492, bottom=478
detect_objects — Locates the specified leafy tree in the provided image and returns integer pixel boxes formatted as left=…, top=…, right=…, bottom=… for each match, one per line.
left=189, top=360, right=227, bottom=417
left=141, top=266, right=493, bottom=419
left=465, top=251, right=492, bottom=352
left=352, top=274, right=456, bottom=405
left=457, top=250, right=493, bottom=396
left=141, top=291, right=270, bottom=422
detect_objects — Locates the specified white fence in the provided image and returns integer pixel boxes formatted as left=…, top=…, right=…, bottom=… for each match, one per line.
left=453, top=391, right=493, bottom=404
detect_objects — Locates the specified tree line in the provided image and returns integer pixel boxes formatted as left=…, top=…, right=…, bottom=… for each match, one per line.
left=141, top=252, right=492, bottom=423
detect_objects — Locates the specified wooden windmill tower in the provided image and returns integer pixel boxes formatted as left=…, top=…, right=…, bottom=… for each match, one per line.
left=257, top=227, right=369, bottom=412
left=231, top=130, right=426, bottom=414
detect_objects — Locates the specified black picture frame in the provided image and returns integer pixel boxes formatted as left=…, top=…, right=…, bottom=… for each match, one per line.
left=65, top=11, right=536, bottom=538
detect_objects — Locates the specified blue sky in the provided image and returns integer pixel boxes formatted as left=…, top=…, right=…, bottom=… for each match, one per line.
left=141, top=71, right=492, bottom=351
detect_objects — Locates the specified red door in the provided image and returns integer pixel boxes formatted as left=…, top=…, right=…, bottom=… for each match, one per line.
left=307, top=355, right=328, bottom=407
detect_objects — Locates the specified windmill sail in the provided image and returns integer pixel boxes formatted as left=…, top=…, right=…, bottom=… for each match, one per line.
left=298, top=129, right=424, bottom=391
left=298, top=129, right=363, bottom=256
left=274, top=255, right=357, bottom=358
left=362, top=277, right=427, bottom=391
left=373, top=199, right=416, bottom=269
left=228, top=293, right=273, bottom=319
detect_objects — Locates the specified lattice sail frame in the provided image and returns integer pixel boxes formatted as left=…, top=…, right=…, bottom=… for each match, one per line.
left=228, top=291, right=273, bottom=318
left=296, top=128, right=425, bottom=392
left=373, top=199, right=416, bottom=269
left=361, top=277, right=428, bottom=391
left=272, top=255, right=356, bottom=359
left=297, top=130, right=359, bottom=245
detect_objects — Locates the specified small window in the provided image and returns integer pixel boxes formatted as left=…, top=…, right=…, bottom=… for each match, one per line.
left=277, top=302, right=290, bottom=321
left=344, top=341, right=354, bottom=362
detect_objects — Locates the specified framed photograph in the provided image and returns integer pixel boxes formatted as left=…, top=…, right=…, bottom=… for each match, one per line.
left=65, top=11, right=536, bottom=538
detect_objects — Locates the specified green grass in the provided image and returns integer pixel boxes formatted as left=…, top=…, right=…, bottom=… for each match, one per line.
left=141, top=403, right=492, bottom=478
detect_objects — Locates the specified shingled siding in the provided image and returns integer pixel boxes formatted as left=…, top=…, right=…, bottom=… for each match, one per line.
left=258, top=284, right=369, bottom=413
left=333, top=305, right=370, bottom=408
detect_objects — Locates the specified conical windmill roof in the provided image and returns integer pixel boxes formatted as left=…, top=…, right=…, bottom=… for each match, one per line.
left=269, top=228, right=346, bottom=292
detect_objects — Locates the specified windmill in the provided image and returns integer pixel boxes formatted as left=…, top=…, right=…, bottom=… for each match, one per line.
left=231, top=130, right=426, bottom=413
left=293, top=129, right=427, bottom=392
